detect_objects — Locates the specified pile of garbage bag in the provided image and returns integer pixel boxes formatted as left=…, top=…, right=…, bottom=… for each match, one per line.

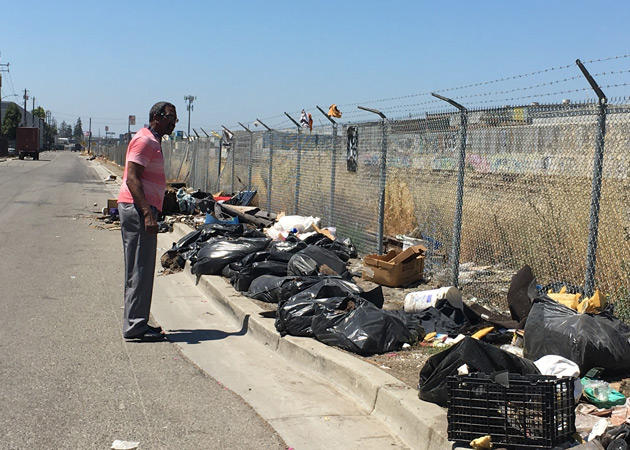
left=162, top=213, right=421, bottom=356
left=413, top=264, right=630, bottom=448
left=161, top=198, right=630, bottom=446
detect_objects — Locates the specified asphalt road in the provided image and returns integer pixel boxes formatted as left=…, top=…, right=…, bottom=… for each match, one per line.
left=0, top=151, right=286, bottom=450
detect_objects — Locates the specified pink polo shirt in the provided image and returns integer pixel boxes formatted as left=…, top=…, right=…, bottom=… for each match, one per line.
left=117, top=127, right=166, bottom=211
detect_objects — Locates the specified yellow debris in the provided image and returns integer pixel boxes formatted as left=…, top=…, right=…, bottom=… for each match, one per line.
left=471, top=327, right=494, bottom=340
left=423, top=331, right=437, bottom=341
left=547, top=292, right=581, bottom=310
left=470, top=434, right=492, bottom=449
left=578, top=289, right=607, bottom=313
left=558, top=286, right=568, bottom=294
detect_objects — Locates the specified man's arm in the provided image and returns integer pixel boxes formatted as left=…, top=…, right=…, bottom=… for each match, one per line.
left=126, top=161, right=158, bottom=234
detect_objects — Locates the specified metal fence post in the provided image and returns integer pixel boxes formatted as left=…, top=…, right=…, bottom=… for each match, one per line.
left=331, top=123, right=338, bottom=226
left=230, top=136, right=235, bottom=193
left=256, top=119, right=273, bottom=212
left=238, top=121, right=254, bottom=190
left=576, top=59, right=608, bottom=297
left=316, top=106, right=337, bottom=226
left=432, top=93, right=468, bottom=288
left=216, top=139, right=222, bottom=193
left=295, top=129, right=303, bottom=214
left=284, top=112, right=302, bottom=215
left=358, top=106, right=387, bottom=255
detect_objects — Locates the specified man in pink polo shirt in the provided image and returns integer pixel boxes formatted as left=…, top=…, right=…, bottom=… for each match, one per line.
left=118, top=101, right=177, bottom=341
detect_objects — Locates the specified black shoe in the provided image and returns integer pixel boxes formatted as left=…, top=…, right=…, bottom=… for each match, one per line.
left=148, top=325, right=163, bottom=334
left=125, top=329, right=166, bottom=342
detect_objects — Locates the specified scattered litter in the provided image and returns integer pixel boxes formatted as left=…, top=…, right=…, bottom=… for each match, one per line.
left=470, top=435, right=492, bottom=450
left=111, top=440, right=139, bottom=450
left=132, top=173, right=630, bottom=447
left=404, top=286, right=462, bottom=313
left=587, top=418, right=608, bottom=442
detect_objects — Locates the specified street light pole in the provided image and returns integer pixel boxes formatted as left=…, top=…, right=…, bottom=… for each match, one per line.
left=184, top=95, right=196, bottom=137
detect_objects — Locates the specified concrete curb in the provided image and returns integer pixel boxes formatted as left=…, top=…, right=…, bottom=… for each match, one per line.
left=162, top=222, right=451, bottom=450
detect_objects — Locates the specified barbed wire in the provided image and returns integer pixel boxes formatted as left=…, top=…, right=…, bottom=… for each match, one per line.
left=337, top=54, right=630, bottom=109
left=451, top=69, right=630, bottom=101
left=42, top=54, right=630, bottom=134
left=246, top=55, right=630, bottom=129
left=49, top=110, right=130, bottom=123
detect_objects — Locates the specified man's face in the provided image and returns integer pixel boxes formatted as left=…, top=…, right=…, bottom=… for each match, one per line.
left=154, top=106, right=178, bottom=137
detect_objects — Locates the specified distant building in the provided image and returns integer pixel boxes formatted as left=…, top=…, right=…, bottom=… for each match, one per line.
left=0, top=101, right=45, bottom=149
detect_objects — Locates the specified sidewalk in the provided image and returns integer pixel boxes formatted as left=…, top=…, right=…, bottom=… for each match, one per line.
left=89, top=156, right=452, bottom=450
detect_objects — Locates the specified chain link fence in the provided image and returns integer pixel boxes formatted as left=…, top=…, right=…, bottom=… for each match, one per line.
left=93, top=97, right=630, bottom=313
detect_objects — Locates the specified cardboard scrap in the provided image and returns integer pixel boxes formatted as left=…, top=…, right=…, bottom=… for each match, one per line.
left=362, top=244, right=427, bottom=287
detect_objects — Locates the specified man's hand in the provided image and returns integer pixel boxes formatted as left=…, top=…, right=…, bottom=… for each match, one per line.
left=143, top=208, right=159, bottom=234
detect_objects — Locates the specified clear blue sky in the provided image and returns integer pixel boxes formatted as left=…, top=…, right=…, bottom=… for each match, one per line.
left=2, top=0, right=629, bottom=137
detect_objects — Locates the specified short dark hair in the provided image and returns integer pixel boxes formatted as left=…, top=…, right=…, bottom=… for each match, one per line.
left=149, top=101, right=176, bottom=122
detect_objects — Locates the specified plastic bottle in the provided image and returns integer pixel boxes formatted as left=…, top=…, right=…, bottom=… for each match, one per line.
left=404, top=287, right=463, bottom=313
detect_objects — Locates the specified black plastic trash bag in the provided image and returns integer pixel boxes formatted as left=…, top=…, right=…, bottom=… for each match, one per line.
left=200, top=223, right=246, bottom=239
left=191, top=237, right=271, bottom=276
left=269, top=240, right=308, bottom=262
left=246, top=275, right=322, bottom=304
left=236, top=251, right=272, bottom=270
left=312, top=300, right=422, bottom=356
left=524, top=297, right=630, bottom=376
left=284, top=277, right=362, bottom=301
left=276, top=294, right=347, bottom=337
left=287, top=245, right=348, bottom=278
left=161, top=230, right=203, bottom=270
left=172, top=229, right=202, bottom=252
left=507, top=264, right=537, bottom=327
left=231, top=261, right=289, bottom=292
left=418, top=336, right=540, bottom=406
left=413, top=300, right=473, bottom=336
left=325, top=237, right=358, bottom=262
left=301, top=235, right=358, bottom=262
left=275, top=278, right=363, bottom=336
left=221, top=262, right=240, bottom=279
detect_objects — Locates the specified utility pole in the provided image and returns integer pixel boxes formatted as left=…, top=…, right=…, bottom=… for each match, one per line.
left=23, top=89, right=28, bottom=127
left=32, top=96, right=35, bottom=126
left=184, top=95, right=196, bottom=137
left=0, top=59, right=9, bottom=138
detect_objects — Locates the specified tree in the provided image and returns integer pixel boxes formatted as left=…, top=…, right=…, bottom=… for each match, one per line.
left=73, top=118, right=83, bottom=140
left=33, top=106, right=45, bottom=120
left=44, top=122, right=57, bottom=149
left=28, top=106, right=57, bottom=149
left=59, top=120, right=72, bottom=139
left=1, top=103, right=21, bottom=139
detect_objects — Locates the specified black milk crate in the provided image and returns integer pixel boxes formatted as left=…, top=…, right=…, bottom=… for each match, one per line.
left=447, top=373, right=575, bottom=449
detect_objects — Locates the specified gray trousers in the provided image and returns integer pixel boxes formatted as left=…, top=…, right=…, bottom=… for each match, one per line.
left=119, top=202, right=158, bottom=338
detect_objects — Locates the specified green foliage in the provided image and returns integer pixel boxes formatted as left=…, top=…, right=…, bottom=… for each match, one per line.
left=73, top=118, right=83, bottom=139
left=33, top=106, right=46, bottom=119
left=59, top=120, right=72, bottom=139
left=44, top=122, right=57, bottom=149
left=1, top=103, right=21, bottom=139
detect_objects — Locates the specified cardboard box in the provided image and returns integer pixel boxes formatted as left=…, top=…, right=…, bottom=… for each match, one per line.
left=107, top=198, right=118, bottom=210
left=362, top=244, right=426, bottom=287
